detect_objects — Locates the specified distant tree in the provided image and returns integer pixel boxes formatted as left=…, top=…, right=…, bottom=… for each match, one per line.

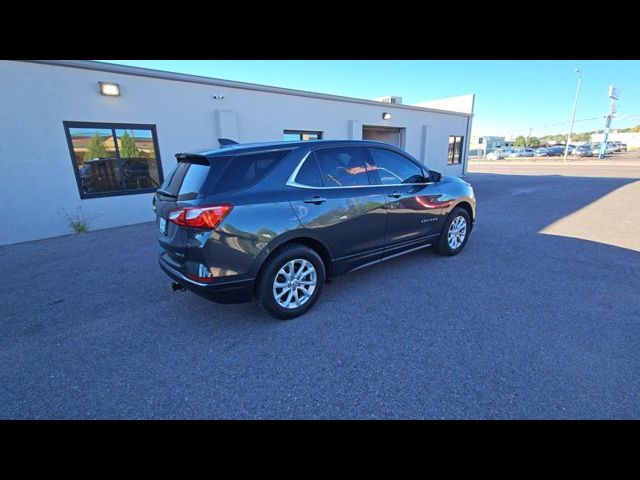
left=119, top=131, right=139, bottom=158
left=528, top=137, right=541, bottom=148
left=514, top=136, right=527, bottom=147
left=84, top=132, right=108, bottom=161
left=572, top=132, right=592, bottom=142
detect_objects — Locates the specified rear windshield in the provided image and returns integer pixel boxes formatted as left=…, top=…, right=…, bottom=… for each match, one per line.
left=160, top=158, right=214, bottom=201
left=160, top=149, right=292, bottom=200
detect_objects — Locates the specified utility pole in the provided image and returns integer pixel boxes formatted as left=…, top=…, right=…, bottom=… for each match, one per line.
left=564, top=68, right=582, bottom=161
left=599, top=86, right=619, bottom=159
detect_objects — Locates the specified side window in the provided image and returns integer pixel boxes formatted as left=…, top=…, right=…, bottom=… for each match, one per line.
left=367, top=148, right=424, bottom=185
left=314, top=147, right=372, bottom=187
left=294, top=152, right=324, bottom=187
left=209, top=149, right=292, bottom=194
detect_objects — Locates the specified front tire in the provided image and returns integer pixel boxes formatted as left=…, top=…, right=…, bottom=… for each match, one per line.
left=435, top=207, right=471, bottom=256
left=256, top=244, right=325, bottom=320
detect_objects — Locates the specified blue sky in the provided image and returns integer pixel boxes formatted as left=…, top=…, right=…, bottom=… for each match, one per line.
left=101, top=60, right=640, bottom=139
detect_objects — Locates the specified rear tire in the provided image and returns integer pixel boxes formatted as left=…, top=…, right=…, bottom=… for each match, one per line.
left=435, top=207, right=471, bottom=256
left=256, top=244, right=325, bottom=320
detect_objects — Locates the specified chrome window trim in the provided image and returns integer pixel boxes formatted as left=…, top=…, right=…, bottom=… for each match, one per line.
left=286, top=149, right=434, bottom=189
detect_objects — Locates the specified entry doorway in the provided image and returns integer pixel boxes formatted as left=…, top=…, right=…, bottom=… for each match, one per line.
left=362, top=125, right=405, bottom=148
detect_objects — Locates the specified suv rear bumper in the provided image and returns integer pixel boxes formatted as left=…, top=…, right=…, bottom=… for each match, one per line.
left=159, top=257, right=254, bottom=304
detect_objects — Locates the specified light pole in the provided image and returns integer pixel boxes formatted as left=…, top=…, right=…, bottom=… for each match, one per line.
left=564, top=68, right=582, bottom=161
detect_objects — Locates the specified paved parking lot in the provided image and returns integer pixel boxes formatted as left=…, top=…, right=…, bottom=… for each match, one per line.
left=1, top=160, right=639, bottom=419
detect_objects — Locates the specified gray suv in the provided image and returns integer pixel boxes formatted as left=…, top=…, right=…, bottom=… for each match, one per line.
left=154, top=139, right=476, bottom=319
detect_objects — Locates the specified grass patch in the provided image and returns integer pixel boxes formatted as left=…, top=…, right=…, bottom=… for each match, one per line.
left=63, top=208, right=91, bottom=235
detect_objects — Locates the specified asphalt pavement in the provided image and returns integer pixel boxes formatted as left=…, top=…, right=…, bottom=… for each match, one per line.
left=1, top=160, right=639, bottom=419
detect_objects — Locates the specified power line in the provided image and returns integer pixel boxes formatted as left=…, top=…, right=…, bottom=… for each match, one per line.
left=506, top=114, right=640, bottom=137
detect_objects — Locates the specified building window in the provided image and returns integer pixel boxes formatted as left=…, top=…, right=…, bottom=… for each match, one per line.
left=448, top=135, right=464, bottom=165
left=64, top=121, right=163, bottom=199
left=283, top=130, right=323, bottom=141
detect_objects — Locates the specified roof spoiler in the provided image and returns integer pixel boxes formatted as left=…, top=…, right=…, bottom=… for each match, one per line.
left=218, top=138, right=239, bottom=147
left=175, top=153, right=210, bottom=165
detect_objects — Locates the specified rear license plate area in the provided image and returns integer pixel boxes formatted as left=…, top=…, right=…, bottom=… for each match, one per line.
left=159, top=217, right=167, bottom=235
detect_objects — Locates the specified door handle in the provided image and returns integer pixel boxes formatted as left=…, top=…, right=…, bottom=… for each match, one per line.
left=304, top=196, right=327, bottom=204
left=387, top=191, right=402, bottom=198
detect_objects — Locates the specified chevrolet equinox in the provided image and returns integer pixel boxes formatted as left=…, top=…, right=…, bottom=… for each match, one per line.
left=155, top=139, right=476, bottom=319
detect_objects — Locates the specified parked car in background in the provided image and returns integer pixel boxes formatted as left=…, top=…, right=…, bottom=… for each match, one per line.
left=547, top=146, right=565, bottom=156
left=154, top=139, right=476, bottom=319
left=620, top=143, right=627, bottom=151
left=496, top=147, right=513, bottom=157
left=486, top=150, right=504, bottom=160
left=552, top=145, right=574, bottom=155
left=573, top=144, right=594, bottom=157
left=535, top=147, right=550, bottom=156
left=510, top=148, right=535, bottom=157
left=568, top=145, right=580, bottom=155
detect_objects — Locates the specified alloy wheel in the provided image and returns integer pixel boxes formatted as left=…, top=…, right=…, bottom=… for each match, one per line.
left=272, top=259, right=317, bottom=309
left=447, top=215, right=467, bottom=250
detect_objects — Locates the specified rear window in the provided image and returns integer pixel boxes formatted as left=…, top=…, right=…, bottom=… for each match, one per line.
left=161, top=149, right=292, bottom=200
left=160, top=158, right=215, bottom=201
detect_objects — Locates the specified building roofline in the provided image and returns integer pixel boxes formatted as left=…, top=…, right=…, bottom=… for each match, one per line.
left=26, top=60, right=472, bottom=118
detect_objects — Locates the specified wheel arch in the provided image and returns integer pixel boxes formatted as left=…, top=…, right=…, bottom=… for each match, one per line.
left=251, top=231, right=335, bottom=285
left=447, top=197, right=474, bottom=229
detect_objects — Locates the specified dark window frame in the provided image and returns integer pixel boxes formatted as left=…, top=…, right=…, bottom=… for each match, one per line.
left=283, top=129, right=323, bottom=141
left=63, top=121, right=164, bottom=199
left=447, top=135, right=464, bottom=165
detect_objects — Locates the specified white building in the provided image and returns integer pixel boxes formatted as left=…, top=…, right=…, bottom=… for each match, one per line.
left=591, top=131, right=640, bottom=148
left=469, top=136, right=508, bottom=157
left=0, top=60, right=474, bottom=246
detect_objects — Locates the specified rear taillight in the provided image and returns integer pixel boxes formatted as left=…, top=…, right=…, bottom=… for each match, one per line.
left=168, top=204, right=233, bottom=229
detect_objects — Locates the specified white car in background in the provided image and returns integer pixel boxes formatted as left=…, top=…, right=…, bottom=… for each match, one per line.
left=486, top=150, right=505, bottom=160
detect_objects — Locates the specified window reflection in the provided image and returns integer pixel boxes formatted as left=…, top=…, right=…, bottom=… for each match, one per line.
left=66, top=123, right=162, bottom=197
left=115, top=129, right=161, bottom=190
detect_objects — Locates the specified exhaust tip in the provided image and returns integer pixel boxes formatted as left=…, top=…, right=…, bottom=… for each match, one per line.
left=172, top=282, right=186, bottom=292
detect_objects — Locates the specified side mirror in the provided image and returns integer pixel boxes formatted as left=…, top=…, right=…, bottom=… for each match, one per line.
left=428, top=170, right=442, bottom=183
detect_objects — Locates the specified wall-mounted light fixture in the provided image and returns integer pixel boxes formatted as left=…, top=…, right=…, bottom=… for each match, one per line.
left=99, top=82, right=120, bottom=96
left=382, top=112, right=391, bottom=120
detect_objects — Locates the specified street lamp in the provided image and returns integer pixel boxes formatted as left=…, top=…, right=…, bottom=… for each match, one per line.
left=564, top=68, right=582, bottom=161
